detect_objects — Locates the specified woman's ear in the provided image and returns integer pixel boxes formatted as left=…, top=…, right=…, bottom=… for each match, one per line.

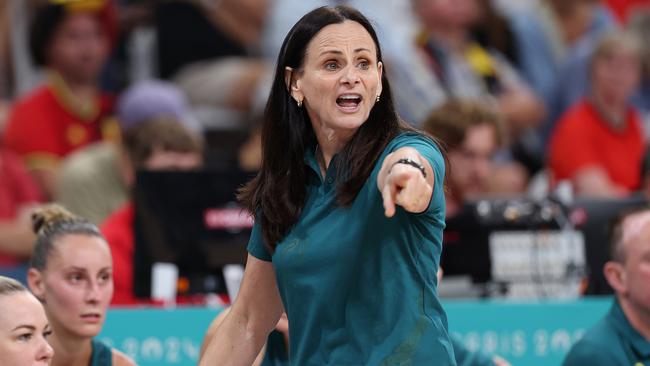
left=284, top=66, right=304, bottom=105
left=376, top=61, right=383, bottom=99
left=284, top=66, right=293, bottom=91
left=27, top=268, right=46, bottom=302
left=604, top=261, right=626, bottom=295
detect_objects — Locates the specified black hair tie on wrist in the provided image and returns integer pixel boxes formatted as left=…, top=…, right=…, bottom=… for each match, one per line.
left=391, top=158, right=427, bottom=178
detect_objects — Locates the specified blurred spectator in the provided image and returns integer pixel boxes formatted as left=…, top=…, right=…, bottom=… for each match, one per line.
left=55, top=141, right=125, bottom=225
left=100, top=117, right=203, bottom=305
left=0, top=1, right=44, bottom=276
left=2, top=1, right=116, bottom=199
left=422, top=100, right=505, bottom=216
left=386, top=0, right=543, bottom=192
left=549, top=1, right=619, bottom=121
left=506, top=0, right=615, bottom=144
left=0, top=148, right=42, bottom=270
left=56, top=79, right=199, bottom=224
left=512, top=0, right=614, bottom=100
left=471, top=0, right=550, bottom=173
left=508, top=0, right=615, bottom=162
left=395, top=0, right=544, bottom=132
left=548, top=31, right=645, bottom=197
left=155, top=0, right=266, bottom=79
left=153, top=0, right=269, bottom=117
left=562, top=208, right=650, bottom=365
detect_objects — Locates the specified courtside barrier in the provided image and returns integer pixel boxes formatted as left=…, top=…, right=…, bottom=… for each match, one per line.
left=99, top=297, right=612, bottom=366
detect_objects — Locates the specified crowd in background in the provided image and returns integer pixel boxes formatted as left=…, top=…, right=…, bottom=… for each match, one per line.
left=1, top=0, right=650, bottom=299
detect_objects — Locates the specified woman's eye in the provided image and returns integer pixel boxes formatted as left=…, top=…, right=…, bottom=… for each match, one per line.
left=43, top=330, right=53, bottom=339
left=358, top=60, right=369, bottom=70
left=325, top=62, right=339, bottom=70
left=99, top=273, right=111, bottom=283
left=69, top=274, right=83, bottom=283
left=17, top=333, right=33, bottom=341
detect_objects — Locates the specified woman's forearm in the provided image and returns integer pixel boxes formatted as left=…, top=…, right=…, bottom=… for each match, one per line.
left=199, top=310, right=269, bottom=366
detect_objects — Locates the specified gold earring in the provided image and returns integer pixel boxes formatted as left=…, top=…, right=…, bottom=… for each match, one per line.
left=376, top=95, right=380, bottom=102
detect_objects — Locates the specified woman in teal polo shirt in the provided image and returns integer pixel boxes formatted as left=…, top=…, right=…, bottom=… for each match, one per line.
left=200, top=5, right=455, bottom=365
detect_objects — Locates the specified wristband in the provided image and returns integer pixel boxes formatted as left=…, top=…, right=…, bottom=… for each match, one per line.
left=390, top=158, right=427, bottom=178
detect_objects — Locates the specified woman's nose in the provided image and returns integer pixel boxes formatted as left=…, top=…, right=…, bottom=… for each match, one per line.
left=37, top=338, right=55, bottom=362
left=340, top=65, right=360, bottom=84
left=85, top=281, right=102, bottom=304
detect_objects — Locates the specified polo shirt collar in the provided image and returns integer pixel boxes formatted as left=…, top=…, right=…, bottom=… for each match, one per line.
left=303, top=144, right=321, bottom=178
left=303, top=144, right=342, bottom=185
left=610, top=299, right=650, bottom=358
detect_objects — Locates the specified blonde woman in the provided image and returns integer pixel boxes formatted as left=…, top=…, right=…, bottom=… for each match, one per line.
left=0, top=275, right=54, bottom=365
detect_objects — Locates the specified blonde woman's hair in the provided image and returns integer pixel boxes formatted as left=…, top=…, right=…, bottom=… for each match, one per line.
left=0, top=276, right=27, bottom=297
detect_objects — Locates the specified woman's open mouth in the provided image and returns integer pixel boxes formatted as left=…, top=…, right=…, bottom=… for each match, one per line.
left=336, top=93, right=362, bottom=113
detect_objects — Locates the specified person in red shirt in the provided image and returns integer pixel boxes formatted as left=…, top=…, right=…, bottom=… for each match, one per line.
left=3, top=1, right=116, bottom=198
left=101, top=117, right=203, bottom=306
left=0, top=148, right=43, bottom=267
left=548, top=31, right=645, bottom=197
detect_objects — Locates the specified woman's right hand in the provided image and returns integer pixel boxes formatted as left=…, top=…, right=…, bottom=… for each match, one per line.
left=377, top=147, right=434, bottom=217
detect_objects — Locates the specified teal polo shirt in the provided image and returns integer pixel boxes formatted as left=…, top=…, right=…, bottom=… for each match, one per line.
left=261, top=330, right=289, bottom=366
left=248, top=132, right=455, bottom=365
left=563, top=299, right=650, bottom=366
left=259, top=327, right=489, bottom=366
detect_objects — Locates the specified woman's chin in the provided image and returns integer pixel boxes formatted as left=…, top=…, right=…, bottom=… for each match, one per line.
left=332, top=113, right=369, bottom=130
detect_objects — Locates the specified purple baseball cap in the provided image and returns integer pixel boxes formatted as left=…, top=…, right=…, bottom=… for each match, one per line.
left=116, top=80, right=200, bottom=132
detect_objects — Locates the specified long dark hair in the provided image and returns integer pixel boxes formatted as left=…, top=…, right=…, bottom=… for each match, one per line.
left=239, top=5, right=410, bottom=251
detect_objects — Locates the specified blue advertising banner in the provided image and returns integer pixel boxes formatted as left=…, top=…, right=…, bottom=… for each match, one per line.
left=99, top=307, right=223, bottom=365
left=445, top=298, right=612, bottom=366
left=99, top=298, right=613, bottom=366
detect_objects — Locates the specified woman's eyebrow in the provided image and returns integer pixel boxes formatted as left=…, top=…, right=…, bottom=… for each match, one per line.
left=318, top=47, right=372, bottom=57
left=319, top=49, right=343, bottom=57
left=65, top=266, right=89, bottom=273
left=12, top=324, right=36, bottom=331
